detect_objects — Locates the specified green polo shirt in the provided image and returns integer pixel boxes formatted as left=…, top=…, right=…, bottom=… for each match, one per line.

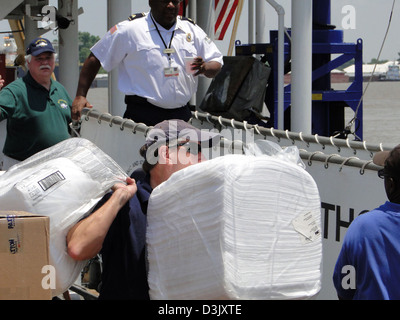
left=0, top=72, right=72, bottom=160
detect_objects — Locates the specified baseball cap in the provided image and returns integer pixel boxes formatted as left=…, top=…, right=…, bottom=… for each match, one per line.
left=373, top=144, right=400, bottom=180
left=140, top=119, right=221, bottom=158
left=26, top=37, right=56, bottom=56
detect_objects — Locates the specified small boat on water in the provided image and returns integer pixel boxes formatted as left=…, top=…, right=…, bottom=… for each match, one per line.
left=379, top=64, right=400, bottom=81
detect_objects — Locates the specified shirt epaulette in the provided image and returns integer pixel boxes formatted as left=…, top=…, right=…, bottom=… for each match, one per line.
left=179, top=16, right=196, bottom=25
left=128, top=12, right=146, bottom=21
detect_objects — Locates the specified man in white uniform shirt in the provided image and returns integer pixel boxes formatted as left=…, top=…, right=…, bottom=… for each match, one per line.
left=72, top=0, right=223, bottom=126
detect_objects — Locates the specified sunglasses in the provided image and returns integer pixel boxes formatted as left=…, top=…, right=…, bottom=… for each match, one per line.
left=378, top=169, right=391, bottom=179
left=171, top=141, right=202, bottom=155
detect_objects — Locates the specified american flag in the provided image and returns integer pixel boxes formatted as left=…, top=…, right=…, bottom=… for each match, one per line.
left=179, top=0, right=189, bottom=16
left=215, top=0, right=239, bottom=40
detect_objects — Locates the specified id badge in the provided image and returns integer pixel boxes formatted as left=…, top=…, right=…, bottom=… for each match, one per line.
left=164, top=67, right=179, bottom=77
left=163, top=48, right=176, bottom=55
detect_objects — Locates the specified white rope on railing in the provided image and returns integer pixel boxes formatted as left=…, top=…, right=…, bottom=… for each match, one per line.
left=81, top=109, right=383, bottom=173
left=190, top=110, right=390, bottom=155
left=120, top=119, right=134, bottom=131
left=307, top=151, right=325, bottom=166
left=360, top=160, right=374, bottom=175
left=108, top=115, right=124, bottom=127
left=299, top=132, right=310, bottom=148
left=339, top=157, right=360, bottom=172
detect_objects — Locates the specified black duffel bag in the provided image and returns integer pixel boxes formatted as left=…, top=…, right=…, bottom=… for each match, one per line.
left=199, top=56, right=271, bottom=121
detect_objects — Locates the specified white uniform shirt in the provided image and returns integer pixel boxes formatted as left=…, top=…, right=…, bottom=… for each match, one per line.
left=91, top=12, right=224, bottom=109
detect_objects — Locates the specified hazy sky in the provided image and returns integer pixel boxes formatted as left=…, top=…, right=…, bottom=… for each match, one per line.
left=1, top=0, right=399, bottom=62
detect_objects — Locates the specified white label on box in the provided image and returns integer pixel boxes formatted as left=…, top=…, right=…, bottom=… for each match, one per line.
left=15, top=169, right=67, bottom=203
left=292, top=211, right=321, bottom=243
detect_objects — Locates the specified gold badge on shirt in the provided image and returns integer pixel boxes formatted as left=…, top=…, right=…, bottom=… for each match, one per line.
left=186, top=33, right=192, bottom=42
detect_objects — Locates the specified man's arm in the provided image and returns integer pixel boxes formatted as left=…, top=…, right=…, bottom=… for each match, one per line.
left=192, top=57, right=222, bottom=78
left=66, top=177, right=137, bottom=261
left=71, top=53, right=102, bottom=120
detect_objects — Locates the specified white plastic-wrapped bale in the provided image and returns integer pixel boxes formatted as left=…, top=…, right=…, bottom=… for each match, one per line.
left=0, top=138, right=128, bottom=296
left=147, top=154, right=322, bottom=300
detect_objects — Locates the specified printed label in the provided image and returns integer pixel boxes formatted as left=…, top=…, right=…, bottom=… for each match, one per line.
left=7, top=215, right=15, bottom=229
left=8, top=238, right=19, bottom=254
left=37, top=171, right=65, bottom=191
left=292, top=211, right=321, bottom=242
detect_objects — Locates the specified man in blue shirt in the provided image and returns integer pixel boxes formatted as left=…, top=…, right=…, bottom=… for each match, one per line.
left=333, top=144, right=400, bottom=299
left=66, top=119, right=221, bottom=299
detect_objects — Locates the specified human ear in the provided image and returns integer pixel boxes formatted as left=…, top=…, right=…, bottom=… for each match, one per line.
left=389, top=177, right=396, bottom=190
left=385, top=177, right=396, bottom=201
left=158, top=145, right=170, bottom=164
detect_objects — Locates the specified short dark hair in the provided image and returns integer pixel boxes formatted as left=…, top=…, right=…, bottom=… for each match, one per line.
left=374, top=144, right=400, bottom=182
left=140, top=144, right=158, bottom=173
left=385, top=146, right=400, bottom=182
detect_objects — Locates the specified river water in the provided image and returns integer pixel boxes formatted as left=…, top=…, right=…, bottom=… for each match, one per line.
left=336, top=81, right=400, bottom=148
left=86, top=81, right=400, bottom=148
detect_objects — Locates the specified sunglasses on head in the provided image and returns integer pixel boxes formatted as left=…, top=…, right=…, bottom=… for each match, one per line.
left=170, top=141, right=202, bottom=155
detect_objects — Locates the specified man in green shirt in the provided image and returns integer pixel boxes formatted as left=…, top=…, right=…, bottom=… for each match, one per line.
left=0, top=37, right=72, bottom=169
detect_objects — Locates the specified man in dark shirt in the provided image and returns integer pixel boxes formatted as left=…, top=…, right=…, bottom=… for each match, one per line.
left=0, top=37, right=72, bottom=169
left=66, top=119, right=221, bottom=299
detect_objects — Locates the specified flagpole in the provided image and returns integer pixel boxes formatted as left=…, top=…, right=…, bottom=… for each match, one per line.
left=291, top=0, right=312, bottom=134
left=249, top=0, right=255, bottom=44
left=266, top=0, right=285, bottom=130
left=228, top=0, right=244, bottom=56
left=189, top=0, right=197, bottom=20
left=196, top=0, right=213, bottom=107
left=256, top=0, right=268, bottom=43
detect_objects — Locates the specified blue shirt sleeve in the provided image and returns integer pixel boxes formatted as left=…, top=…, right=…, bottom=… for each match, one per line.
left=332, top=241, right=356, bottom=299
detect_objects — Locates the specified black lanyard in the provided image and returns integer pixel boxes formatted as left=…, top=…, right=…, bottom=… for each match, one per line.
left=150, top=13, right=176, bottom=62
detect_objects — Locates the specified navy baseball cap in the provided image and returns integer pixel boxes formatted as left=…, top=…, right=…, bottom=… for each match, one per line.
left=26, top=37, right=55, bottom=56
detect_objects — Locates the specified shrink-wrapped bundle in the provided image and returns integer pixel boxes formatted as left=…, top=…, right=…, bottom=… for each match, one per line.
left=0, top=138, right=127, bottom=296
left=147, top=152, right=322, bottom=300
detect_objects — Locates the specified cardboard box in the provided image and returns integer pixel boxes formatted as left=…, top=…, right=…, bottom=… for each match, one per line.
left=0, top=211, right=51, bottom=300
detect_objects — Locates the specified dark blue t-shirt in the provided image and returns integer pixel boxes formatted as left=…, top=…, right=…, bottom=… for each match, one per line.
left=97, top=169, right=152, bottom=300
left=333, top=201, right=400, bottom=299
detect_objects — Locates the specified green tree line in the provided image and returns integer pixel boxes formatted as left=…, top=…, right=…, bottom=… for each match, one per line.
left=78, top=31, right=106, bottom=73
left=79, top=31, right=99, bottom=63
